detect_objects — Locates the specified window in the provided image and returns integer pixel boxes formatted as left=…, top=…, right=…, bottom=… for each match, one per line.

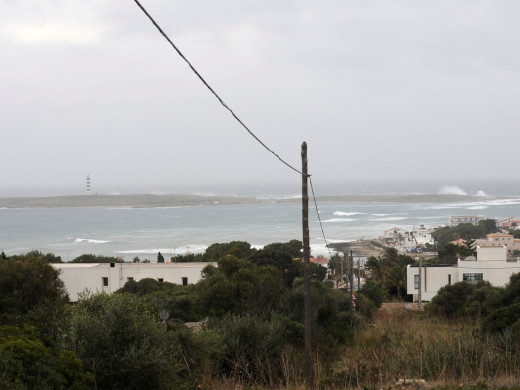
left=182, top=277, right=188, bottom=286
left=463, top=273, right=483, bottom=284
left=102, top=277, right=109, bottom=287
left=414, top=275, right=420, bottom=290
left=448, top=274, right=451, bottom=285
left=127, top=277, right=134, bottom=282
left=158, top=278, right=164, bottom=283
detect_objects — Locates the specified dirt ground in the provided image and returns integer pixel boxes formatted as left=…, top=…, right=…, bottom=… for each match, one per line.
left=327, top=239, right=386, bottom=257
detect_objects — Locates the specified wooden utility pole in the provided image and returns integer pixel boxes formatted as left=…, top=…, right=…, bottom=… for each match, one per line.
left=349, top=250, right=354, bottom=327
left=418, top=257, right=422, bottom=310
left=357, top=257, right=361, bottom=290
left=301, top=142, right=314, bottom=390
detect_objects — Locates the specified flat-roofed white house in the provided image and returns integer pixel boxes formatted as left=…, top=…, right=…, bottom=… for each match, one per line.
left=52, top=262, right=214, bottom=301
left=450, top=215, right=484, bottom=226
left=407, top=245, right=520, bottom=302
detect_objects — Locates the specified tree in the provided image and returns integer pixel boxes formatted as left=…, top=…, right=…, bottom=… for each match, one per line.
left=157, top=251, right=165, bottom=263
left=509, top=229, right=520, bottom=239
left=62, top=293, right=187, bottom=390
left=0, top=254, right=69, bottom=341
left=197, top=257, right=286, bottom=319
left=119, top=278, right=202, bottom=323
left=71, top=254, right=123, bottom=263
left=263, top=239, right=303, bottom=258
left=437, top=243, right=474, bottom=264
left=0, top=325, right=92, bottom=390
left=203, top=241, right=254, bottom=261
left=248, top=249, right=300, bottom=287
left=431, top=223, right=488, bottom=247
left=358, top=280, right=384, bottom=308
left=10, top=250, right=63, bottom=263
left=365, top=248, right=414, bottom=300
left=478, top=218, right=498, bottom=235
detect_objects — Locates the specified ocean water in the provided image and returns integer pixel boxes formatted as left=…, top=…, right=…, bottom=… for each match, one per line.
left=1, top=181, right=519, bottom=261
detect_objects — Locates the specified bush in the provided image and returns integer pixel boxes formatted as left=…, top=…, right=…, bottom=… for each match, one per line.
left=62, top=293, right=188, bottom=389
left=358, top=281, right=384, bottom=308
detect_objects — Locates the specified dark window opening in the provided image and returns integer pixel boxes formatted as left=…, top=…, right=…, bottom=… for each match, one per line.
left=463, top=273, right=483, bottom=284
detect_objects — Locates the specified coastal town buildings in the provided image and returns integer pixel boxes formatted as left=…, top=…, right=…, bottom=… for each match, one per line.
left=498, top=217, right=520, bottom=230
left=381, top=225, right=435, bottom=252
left=407, top=245, right=520, bottom=302
left=52, top=262, right=213, bottom=301
left=450, top=215, right=484, bottom=226
left=473, top=233, right=520, bottom=255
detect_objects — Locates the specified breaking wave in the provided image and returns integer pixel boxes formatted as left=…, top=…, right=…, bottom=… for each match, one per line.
left=322, top=218, right=358, bottom=223
left=74, top=238, right=110, bottom=244
left=437, top=185, right=467, bottom=196
left=333, top=211, right=366, bottom=216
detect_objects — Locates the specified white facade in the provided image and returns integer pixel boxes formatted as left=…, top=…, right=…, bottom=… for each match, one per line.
left=450, top=215, right=483, bottom=226
left=407, top=246, right=520, bottom=302
left=52, top=262, right=214, bottom=301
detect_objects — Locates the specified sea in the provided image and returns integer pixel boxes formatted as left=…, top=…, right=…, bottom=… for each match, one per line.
left=1, top=180, right=519, bottom=262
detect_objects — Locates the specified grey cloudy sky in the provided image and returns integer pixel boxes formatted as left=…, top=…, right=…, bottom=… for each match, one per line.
left=1, top=0, right=519, bottom=196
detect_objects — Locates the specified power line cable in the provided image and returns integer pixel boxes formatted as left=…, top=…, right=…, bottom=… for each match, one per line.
left=310, top=176, right=332, bottom=258
left=133, top=0, right=335, bottom=258
left=133, top=0, right=302, bottom=175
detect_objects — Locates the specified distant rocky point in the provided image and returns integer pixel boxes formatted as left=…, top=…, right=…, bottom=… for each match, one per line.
left=0, top=194, right=262, bottom=208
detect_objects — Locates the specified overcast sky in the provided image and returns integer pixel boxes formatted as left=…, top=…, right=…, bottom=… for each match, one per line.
left=1, top=0, right=519, bottom=196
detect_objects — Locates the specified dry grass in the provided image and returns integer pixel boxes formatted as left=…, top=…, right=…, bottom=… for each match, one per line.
left=332, top=308, right=520, bottom=389
left=208, top=308, right=520, bottom=389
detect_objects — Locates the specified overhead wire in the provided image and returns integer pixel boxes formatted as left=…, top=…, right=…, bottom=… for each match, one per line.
left=133, top=0, right=335, bottom=257
left=310, top=177, right=333, bottom=258
left=133, top=0, right=301, bottom=176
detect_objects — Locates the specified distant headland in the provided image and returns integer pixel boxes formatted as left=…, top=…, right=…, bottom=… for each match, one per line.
left=0, top=192, right=491, bottom=208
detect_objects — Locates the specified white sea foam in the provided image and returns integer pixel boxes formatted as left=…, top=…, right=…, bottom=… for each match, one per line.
left=467, top=205, right=488, bottom=210
left=438, top=185, right=467, bottom=196
left=422, top=205, right=460, bottom=210
left=322, top=218, right=358, bottom=223
left=475, top=190, right=487, bottom=197
left=484, top=198, right=520, bottom=206
left=333, top=211, right=366, bottom=216
left=116, top=245, right=208, bottom=255
left=370, top=217, right=408, bottom=222
left=74, top=238, right=110, bottom=244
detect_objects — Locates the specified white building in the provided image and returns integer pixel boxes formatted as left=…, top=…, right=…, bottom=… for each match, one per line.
left=407, top=246, right=520, bottom=302
left=450, top=215, right=484, bottom=226
left=381, top=227, right=406, bottom=244
left=52, top=262, right=213, bottom=301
